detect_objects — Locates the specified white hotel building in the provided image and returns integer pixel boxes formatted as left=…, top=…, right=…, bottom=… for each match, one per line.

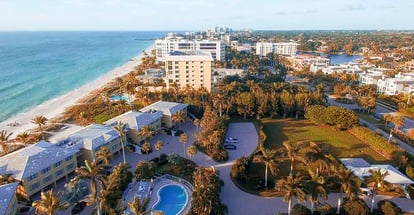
left=155, top=38, right=225, bottom=62
left=256, top=42, right=298, bottom=57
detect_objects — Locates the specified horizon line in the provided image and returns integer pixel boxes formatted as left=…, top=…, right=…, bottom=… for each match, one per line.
left=1, top=29, right=414, bottom=32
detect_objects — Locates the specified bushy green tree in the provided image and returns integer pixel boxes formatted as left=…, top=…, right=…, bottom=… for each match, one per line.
left=304, top=105, right=327, bottom=125
left=135, top=161, right=155, bottom=179
left=342, top=198, right=369, bottom=215
left=231, top=157, right=249, bottom=183
left=292, top=204, right=312, bottom=215
left=377, top=200, right=401, bottom=215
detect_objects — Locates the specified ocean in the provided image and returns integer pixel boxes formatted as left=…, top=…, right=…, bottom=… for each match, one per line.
left=0, top=31, right=166, bottom=122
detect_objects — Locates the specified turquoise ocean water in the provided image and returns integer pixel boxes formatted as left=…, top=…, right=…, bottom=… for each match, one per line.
left=0, top=31, right=166, bottom=122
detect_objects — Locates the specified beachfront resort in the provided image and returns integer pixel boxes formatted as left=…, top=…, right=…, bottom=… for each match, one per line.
left=1, top=29, right=414, bottom=215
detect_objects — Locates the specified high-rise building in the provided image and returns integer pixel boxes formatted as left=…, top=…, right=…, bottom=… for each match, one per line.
left=155, top=38, right=224, bottom=62
left=165, top=51, right=213, bottom=92
left=256, top=42, right=298, bottom=57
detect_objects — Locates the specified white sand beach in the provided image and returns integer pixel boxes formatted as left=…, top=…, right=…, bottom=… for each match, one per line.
left=0, top=44, right=155, bottom=138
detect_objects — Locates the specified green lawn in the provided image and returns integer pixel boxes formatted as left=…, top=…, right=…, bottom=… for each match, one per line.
left=232, top=118, right=393, bottom=196
left=262, top=119, right=389, bottom=163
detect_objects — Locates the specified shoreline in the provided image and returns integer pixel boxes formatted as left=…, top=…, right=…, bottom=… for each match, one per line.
left=0, top=43, right=155, bottom=138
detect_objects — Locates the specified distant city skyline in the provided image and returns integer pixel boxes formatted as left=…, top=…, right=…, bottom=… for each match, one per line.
left=0, top=0, right=413, bottom=31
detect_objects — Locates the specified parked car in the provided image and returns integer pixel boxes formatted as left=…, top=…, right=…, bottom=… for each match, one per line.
left=224, top=144, right=237, bottom=150
left=71, top=201, right=87, bottom=215
left=225, top=137, right=239, bottom=143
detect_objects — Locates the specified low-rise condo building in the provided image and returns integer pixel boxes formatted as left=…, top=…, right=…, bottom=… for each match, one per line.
left=0, top=142, right=78, bottom=200
left=164, top=51, right=213, bottom=92
left=140, top=101, right=188, bottom=128
left=63, top=124, right=121, bottom=163
left=256, top=42, right=298, bottom=57
left=155, top=37, right=224, bottom=62
left=340, top=158, right=414, bottom=189
left=377, top=77, right=414, bottom=95
left=360, top=72, right=387, bottom=86
left=104, top=110, right=163, bottom=145
left=0, top=182, right=19, bottom=215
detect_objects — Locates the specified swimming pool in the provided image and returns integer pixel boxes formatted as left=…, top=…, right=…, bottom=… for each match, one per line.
left=110, top=94, right=128, bottom=102
left=153, top=184, right=188, bottom=215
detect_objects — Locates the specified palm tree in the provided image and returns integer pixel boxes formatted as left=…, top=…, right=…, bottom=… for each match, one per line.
left=111, top=121, right=127, bottom=164
left=186, top=145, right=197, bottom=161
left=212, top=94, right=225, bottom=117
left=172, top=110, right=186, bottom=128
left=179, top=133, right=188, bottom=157
left=0, top=130, right=12, bottom=155
left=280, top=90, right=295, bottom=118
left=276, top=175, right=307, bottom=215
left=392, top=115, right=405, bottom=132
left=193, top=118, right=201, bottom=131
left=31, top=115, right=48, bottom=140
left=154, top=140, right=164, bottom=161
left=69, top=160, right=107, bottom=215
left=16, top=132, right=31, bottom=146
left=367, top=169, right=389, bottom=213
left=95, top=146, right=113, bottom=166
left=305, top=142, right=330, bottom=176
left=383, top=113, right=392, bottom=129
left=257, top=146, right=279, bottom=188
left=32, top=189, right=65, bottom=215
left=333, top=165, right=361, bottom=214
left=283, top=141, right=304, bottom=177
left=142, top=142, right=151, bottom=161
left=304, top=169, right=327, bottom=214
left=0, top=173, right=18, bottom=185
left=128, top=196, right=151, bottom=215
left=138, top=125, right=154, bottom=144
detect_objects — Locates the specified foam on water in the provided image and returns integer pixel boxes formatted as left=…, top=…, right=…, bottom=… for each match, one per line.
left=0, top=31, right=166, bottom=122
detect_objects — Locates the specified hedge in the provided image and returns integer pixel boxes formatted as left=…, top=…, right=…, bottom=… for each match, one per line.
left=349, top=126, right=402, bottom=159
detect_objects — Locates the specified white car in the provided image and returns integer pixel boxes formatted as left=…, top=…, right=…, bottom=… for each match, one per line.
left=225, top=137, right=239, bottom=143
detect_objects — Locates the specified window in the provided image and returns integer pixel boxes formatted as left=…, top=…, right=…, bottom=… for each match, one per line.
left=27, top=173, right=38, bottom=181
left=43, top=175, right=53, bottom=183
left=30, top=182, right=40, bottom=191
left=54, top=161, right=62, bottom=167
left=65, top=155, right=73, bottom=161
left=55, top=169, right=64, bottom=177
left=41, top=167, right=51, bottom=174
left=112, top=144, right=118, bottom=151
left=67, top=163, right=75, bottom=171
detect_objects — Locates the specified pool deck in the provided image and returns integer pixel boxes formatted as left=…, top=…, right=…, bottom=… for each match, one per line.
left=121, top=175, right=192, bottom=215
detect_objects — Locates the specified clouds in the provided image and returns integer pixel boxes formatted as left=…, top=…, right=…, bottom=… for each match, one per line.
left=275, top=9, right=319, bottom=16
left=342, top=3, right=366, bottom=11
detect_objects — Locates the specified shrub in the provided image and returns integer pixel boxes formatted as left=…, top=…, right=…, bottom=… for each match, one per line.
left=349, top=126, right=402, bottom=159
left=325, top=106, right=358, bottom=129
left=134, top=161, right=155, bottom=179
left=406, top=164, right=414, bottom=180
left=406, top=185, right=414, bottom=199
left=377, top=199, right=401, bottom=215
left=342, top=198, right=369, bottom=215
left=212, top=150, right=229, bottom=162
left=231, top=157, right=249, bottom=183
left=305, top=105, right=327, bottom=125
left=292, top=204, right=312, bottom=215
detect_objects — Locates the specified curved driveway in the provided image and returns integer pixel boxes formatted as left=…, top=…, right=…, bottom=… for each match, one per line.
left=106, top=121, right=414, bottom=215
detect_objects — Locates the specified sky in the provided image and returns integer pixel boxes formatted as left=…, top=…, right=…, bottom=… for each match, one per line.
left=0, top=0, right=413, bottom=31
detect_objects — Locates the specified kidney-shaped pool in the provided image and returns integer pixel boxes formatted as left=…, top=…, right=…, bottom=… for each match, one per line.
left=153, top=184, right=188, bottom=215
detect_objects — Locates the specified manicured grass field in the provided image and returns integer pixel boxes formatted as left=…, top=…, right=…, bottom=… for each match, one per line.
left=234, top=118, right=392, bottom=196
left=262, top=118, right=389, bottom=163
